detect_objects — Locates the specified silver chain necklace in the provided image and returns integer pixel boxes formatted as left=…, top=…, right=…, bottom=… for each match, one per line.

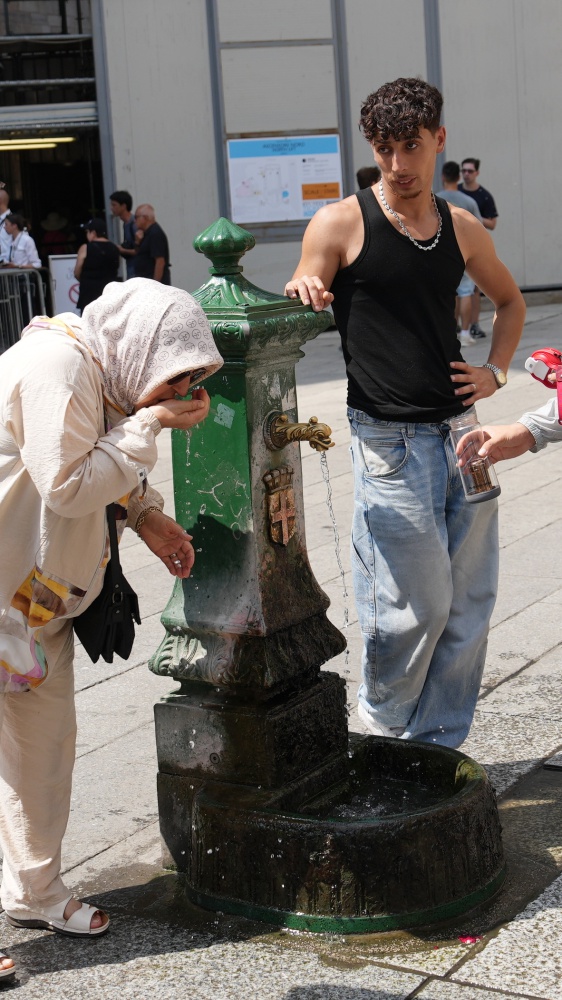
left=378, top=180, right=442, bottom=251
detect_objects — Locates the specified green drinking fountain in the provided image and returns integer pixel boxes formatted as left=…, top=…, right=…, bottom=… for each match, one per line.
left=149, top=218, right=505, bottom=933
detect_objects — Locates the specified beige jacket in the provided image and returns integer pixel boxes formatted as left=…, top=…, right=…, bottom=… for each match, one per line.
left=0, top=315, right=164, bottom=690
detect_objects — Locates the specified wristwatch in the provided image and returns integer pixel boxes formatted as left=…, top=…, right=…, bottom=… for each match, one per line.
left=482, top=362, right=507, bottom=388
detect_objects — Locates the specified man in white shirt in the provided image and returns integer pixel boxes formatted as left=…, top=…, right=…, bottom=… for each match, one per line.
left=3, top=215, right=41, bottom=269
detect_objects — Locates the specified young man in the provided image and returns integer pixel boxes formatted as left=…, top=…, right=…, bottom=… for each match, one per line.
left=459, top=158, right=499, bottom=338
left=285, top=77, right=525, bottom=748
left=109, top=190, right=137, bottom=279
left=132, top=204, right=171, bottom=284
left=436, top=161, right=483, bottom=347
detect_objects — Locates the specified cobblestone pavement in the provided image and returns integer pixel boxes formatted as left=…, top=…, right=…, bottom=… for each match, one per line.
left=2, top=303, right=562, bottom=998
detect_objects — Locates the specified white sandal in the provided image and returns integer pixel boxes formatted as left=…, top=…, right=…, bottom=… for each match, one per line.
left=6, top=895, right=109, bottom=938
left=0, top=952, right=15, bottom=979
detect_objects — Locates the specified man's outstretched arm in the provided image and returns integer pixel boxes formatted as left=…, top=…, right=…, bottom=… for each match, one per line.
left=284, top=202, right=349, bottom=311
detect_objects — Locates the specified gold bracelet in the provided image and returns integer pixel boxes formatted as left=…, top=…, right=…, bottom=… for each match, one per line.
left=135, top=506, right=162, bottom=536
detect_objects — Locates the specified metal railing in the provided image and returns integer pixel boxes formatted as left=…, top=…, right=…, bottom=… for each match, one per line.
left=0, top=268, right=48, bottom=353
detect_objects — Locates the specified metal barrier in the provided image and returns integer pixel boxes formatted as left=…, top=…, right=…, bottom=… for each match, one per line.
left=0, top=268, right=49, bottom=354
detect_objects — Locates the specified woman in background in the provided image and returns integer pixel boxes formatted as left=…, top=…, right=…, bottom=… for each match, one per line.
left=74, top=218, right=120, bottom=313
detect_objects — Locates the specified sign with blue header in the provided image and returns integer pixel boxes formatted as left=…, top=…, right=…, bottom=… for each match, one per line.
left=227, top=134, right=342, bottom=224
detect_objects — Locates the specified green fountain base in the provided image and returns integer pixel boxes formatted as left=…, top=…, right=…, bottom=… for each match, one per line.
left=155, top=679, right=505, bottom=933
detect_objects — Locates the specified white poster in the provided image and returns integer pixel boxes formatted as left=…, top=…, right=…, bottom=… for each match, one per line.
left=227, top=135, right=342, bottom=224
left=48, top=254, right=80, bottom=315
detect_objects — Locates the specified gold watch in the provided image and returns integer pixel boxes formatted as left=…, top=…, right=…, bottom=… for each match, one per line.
left=483, top=363, right=507, bottom=388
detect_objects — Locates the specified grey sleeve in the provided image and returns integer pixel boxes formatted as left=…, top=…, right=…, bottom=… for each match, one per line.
left=518, top=396, right=562, bottom=451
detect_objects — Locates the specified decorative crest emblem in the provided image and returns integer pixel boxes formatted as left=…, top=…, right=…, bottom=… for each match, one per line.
left=262, top=466, right=296, bottom=546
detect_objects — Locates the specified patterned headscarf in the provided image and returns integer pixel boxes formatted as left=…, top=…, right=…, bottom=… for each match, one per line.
left=80, top=278, right=223, bottom=412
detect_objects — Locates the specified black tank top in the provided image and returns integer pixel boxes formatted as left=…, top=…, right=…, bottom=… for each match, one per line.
left=331, top=188, right=467, bottom=422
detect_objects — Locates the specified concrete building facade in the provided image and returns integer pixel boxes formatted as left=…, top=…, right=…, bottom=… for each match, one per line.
left=2, top=0, right=561, bottom=295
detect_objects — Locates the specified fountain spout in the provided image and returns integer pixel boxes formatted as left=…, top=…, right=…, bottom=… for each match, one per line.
left=265, top=411, right=334, bottom=452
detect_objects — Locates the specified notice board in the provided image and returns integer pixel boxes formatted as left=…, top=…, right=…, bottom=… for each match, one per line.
left=227, top=135, right=342, bottom=225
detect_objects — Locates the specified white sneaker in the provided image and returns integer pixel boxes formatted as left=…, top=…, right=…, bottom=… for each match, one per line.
left=357, top=702, right=405, bottom=738
left=458, top=331, right=478, bottom=346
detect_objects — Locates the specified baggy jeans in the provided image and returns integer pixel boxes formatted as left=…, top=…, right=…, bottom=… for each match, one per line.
left=0, top=618, right=77, bottom=915
left=348, top=407, right=499, bottom=749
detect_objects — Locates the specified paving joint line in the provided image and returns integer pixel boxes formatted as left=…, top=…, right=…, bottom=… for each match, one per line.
left=60, top=819, right=161, bottom=878
left=75, top=718, right=154, bottom=760
left=478, top=639, right=562, bottom=701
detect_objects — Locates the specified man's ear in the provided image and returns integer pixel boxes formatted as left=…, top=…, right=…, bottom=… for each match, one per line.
left=436, top=125, right=446, bottom=154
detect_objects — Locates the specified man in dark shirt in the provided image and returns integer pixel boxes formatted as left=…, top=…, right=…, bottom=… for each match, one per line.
left=285, top=78, right=524, bottom=749
left=109, top=189, right=137, bottom=279
left=133, top=204, right=171, bottom=284
left=459, top=158, right=499, bottom=337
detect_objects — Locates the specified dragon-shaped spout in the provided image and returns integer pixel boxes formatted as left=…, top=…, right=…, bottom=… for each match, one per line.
left=264, top=412, right=334, bottom=453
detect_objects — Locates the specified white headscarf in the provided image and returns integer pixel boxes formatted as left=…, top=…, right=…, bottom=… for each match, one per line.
left=80, top=278, right=223, bottom=412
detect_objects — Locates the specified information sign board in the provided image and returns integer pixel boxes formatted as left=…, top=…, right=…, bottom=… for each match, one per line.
left=227, top=135, right=342, bottom=224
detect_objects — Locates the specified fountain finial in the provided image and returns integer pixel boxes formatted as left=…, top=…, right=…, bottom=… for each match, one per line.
left=193, top=217, right=255, bottom=275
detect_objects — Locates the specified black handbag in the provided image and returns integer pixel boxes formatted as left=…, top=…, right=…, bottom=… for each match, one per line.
left=74, top=503, right=141, bottom=663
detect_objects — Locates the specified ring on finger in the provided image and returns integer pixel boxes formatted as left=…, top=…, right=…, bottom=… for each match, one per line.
left=173, top=559, right=182, bottom=566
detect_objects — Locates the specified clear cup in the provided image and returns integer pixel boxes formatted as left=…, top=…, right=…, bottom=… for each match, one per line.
left=448, top=410, right=501, bottom=503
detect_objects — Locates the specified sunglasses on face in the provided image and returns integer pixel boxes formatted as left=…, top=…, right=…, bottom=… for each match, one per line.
left=167, top=367, right=206, bottom=387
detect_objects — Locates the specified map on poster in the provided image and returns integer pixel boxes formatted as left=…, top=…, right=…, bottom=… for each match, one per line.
left=227, top=135, right=342, bottom=224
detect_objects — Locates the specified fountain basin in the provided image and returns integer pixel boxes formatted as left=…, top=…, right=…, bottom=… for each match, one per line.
left=185, top=733, right=505, bottom=933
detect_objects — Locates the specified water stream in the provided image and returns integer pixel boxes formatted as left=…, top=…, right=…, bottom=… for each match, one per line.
left=319, top=452, right=350, bottom=660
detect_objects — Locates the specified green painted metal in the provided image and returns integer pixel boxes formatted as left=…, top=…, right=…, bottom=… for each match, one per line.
left=149, top=218, right=343, bottom=688
left=189, top=866, right=507, bottom=933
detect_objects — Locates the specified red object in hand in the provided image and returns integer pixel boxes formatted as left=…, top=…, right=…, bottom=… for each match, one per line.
left=525, top=348, right=562, bottom=424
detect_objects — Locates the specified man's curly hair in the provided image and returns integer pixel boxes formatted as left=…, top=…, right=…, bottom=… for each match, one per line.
left=359, top=77, right=443, bottom=144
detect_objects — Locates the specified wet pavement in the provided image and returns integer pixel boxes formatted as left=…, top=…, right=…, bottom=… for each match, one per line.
left=3, top=301, right=562, bottom=997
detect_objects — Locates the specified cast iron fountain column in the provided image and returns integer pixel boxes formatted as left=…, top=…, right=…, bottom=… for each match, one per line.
left=150, top=218, right=505, bottom=933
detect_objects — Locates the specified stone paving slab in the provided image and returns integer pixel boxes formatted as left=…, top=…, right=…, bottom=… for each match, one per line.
left=0, top=920, right=425, bottom=999
left=490, top=575, right=561, bottom=629
left=498, top=520, right=562, bottom=580
left=461, top=709, right=562, bottom=797
left=74, top=662, right=167, bottom=759
left=480, top=644, right=562, bottom=720
left=450, top=872, right=562, bottom=999
left=481, top=598, right=562, bottom=690
left=497, top=452, right=562, bottom=506
left=64, top=725, right=159, bottom=873
left=415, top=982, right=526, bottom=999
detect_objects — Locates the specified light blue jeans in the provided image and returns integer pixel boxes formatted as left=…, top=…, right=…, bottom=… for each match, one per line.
left=348, top=407, right=499, bottom=749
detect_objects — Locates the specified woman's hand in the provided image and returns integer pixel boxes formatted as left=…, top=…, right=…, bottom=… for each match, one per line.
left=450, top=361, right=497, bottom=406
left=137, top=510, right=195, bottom=577
left=149, top=387, right=211, bottom=431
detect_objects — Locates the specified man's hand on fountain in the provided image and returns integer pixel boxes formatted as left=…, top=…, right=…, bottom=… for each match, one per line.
left=284, top=275, right=334, bottom=312
left=149, top=388, right=210, bottom=430
left=137, top=510, right=195, bottom=578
